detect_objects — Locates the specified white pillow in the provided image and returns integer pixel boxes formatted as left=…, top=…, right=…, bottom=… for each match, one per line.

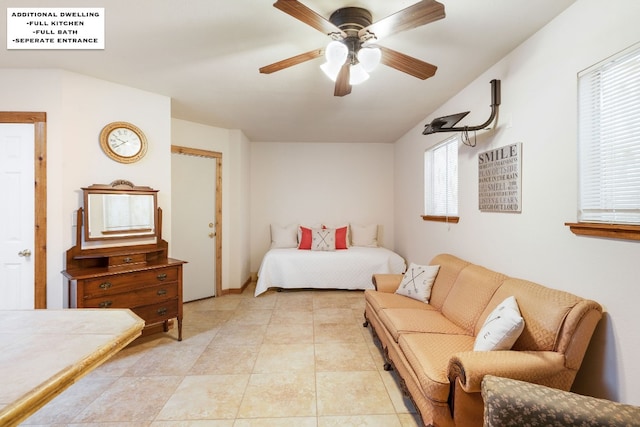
left=270, top=224, right=298, bottom=248
left=474, top=296, right=525, bottom=351
left=350, top=223, right=378, bottom=247
left=311, top=228, right=336, bottom=251
left=395, top=263, right=440, bottom=302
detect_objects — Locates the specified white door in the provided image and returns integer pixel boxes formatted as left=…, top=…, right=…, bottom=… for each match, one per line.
left=0, top=124, right=35, bottom=309
left=171, top=152, right=217, bottom=301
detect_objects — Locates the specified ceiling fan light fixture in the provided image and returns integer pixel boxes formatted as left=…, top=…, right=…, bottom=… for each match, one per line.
left=357, top=46, right=381, bottom=72
left=320, top=61, right=341, bottom=81
left=263, top=1, right=446, bottom=96
left=324, top=40, right=348, bottom=65
left=349, top=63, right=369, bottom=85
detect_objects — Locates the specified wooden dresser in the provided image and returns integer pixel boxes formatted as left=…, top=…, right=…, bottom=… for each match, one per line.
left=63, top=192, right=186, bottom=341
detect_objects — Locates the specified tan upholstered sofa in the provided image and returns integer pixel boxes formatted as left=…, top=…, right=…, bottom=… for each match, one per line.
left=363, top=254, right=603, bottom=427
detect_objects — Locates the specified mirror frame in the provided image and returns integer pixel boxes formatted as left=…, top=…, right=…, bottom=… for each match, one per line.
left=83, top=180, right=159, bottom=242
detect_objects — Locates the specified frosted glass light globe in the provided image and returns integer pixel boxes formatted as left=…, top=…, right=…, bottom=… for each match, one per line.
left=357, top=46, right=381, bottom=72
left=324, top=41, right=348, bottom=65
left=320, top=61, right=342, bottom=81
left=349, top=64, right=370, bottom=85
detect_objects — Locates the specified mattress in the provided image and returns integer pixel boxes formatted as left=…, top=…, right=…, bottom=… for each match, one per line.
left=255, top=246, right=406, bottom=296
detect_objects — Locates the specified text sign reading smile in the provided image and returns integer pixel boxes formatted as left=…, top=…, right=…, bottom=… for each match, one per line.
left=478, top=143, right=523, bottom=213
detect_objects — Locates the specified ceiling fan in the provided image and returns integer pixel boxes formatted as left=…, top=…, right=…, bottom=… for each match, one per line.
left=259, top=0, right=446, bottom=96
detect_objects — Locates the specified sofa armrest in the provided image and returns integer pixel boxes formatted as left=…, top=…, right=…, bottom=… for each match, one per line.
left=482, top=375, right=640, bottom=427
left=447, top=350, right=566, bottom=393
left=371, top=274, right=403, bottom=293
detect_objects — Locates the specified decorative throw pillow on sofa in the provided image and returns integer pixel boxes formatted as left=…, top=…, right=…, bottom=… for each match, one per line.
left=270, top=223, right=298, bottom=248
left=311, top=228, right=336, bottom=251
left=395, top=263, right=440, bottom=302
left=474, top=296, right=525, bottom=351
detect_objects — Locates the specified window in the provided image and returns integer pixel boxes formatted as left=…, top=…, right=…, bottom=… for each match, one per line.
left=567, top=43, right=640, bottom=240
left=423, top=135, right=459, bottom=223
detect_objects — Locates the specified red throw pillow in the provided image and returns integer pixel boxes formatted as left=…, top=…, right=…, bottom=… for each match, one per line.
left=298, top=226, right=312, bottom=250
left=335, top=226, right=348, bottom=250
left=322, top=225, right=348, bottom=250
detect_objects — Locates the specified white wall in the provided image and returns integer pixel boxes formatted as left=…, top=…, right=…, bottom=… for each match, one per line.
left=249, top=142, right=395, bottom=272
left=231, top=130, right=252, bottom=287
left=171, top=118, right=251, bottom=290
left=0, top=69, right=171, bottom=309
left=393, top=0, right=640, bottom=405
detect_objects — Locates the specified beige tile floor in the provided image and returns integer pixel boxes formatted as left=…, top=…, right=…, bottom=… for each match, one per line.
left=21, top=283, right=421, bottom=427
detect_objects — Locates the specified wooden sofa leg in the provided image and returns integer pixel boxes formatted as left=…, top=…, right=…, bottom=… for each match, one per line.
left=363, top=310, right=369, bottom=327
left=382, top=347, right=394, bottom=371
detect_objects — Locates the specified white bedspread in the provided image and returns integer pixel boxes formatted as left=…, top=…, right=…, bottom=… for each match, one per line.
left=255, top=247, right=406, bottom=296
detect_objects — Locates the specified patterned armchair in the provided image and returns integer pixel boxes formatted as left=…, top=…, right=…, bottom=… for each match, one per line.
left=481, top=375, right=640, bottom=426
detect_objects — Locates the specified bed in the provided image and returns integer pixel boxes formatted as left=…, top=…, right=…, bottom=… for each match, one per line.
left=255, top=246, right=406, bottom=296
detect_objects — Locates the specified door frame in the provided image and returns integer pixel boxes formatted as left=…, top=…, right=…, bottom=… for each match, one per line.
left=171, top=145, right=222, bottom=297
left=0, top=112, right=47, bottom=308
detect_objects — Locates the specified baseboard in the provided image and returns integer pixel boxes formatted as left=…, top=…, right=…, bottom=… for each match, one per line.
left=221, top=276, right=253, bottom=295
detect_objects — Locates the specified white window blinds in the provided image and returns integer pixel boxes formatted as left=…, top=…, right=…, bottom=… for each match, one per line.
left=578, top=43, right=640, bottom=224
left=425, top=135, right=458, bottom=217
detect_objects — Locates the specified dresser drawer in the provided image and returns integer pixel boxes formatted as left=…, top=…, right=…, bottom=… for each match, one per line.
left=84, top=283, right=178, bottom=309
left=108, top=253, right=147, bottom=268
left=82, top=267, right=179, bottom=298
left=131, top=299, right=179, bottom=325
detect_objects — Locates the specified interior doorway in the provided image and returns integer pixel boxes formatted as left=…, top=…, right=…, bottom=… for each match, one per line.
left=0, top=112, right=47, bottom=308
left=171, top=145, right=222, bottom=300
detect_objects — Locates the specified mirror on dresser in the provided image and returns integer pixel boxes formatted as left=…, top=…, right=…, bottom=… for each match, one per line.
left=63, top=180, right=185, bottom=341
left=84, top=181, right=158, bottom=241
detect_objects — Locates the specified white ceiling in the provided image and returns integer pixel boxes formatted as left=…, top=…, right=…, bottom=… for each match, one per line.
left=1, top=0, right=575, bottom=143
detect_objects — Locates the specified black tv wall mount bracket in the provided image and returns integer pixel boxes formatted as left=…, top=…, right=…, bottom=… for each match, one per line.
left=422, top=79, right=501, bottom=135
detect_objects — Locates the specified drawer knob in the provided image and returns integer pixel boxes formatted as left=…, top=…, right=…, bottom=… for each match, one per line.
left=157, top=289, right=168, bottom=296
left=123, top=257, right=133, bottom=263
left=98, top=300, right=113, bottom=308
left=157, top=273, right=168, bottom=281
left=99, top=282, right=112, bottom=290
left=157, top=307, right=168, bottom=316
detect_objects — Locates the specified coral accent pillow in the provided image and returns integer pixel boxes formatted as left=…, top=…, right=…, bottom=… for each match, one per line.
left=474, top=296, right=525, bottom=351
left=298, top=226, right=312, bottom=250
left=334, top=226, right=349, bottom=249
left=323, top=224, right=349, bottom=249
left=270, top=224, right=298, bottom=248
left=395, top=263, right=440, bottom=302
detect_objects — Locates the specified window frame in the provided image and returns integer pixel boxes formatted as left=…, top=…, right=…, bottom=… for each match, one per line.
left=566, top=42, right=640, bottom=240
left=423, top=135, right=460, bottom=223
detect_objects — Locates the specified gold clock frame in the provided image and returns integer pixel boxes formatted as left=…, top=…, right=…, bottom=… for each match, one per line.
left=99, top=121, right=148, bottom=164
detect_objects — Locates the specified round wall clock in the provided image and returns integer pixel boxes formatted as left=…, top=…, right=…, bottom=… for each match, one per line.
left=99, top=121, right=148, bottom=163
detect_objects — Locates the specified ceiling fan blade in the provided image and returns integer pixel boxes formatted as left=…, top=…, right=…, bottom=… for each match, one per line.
left=334, top=63, right=352, bottom=96
left=379, top=46, right=437, bottom=80
left=274, top=0, right=346, bottom=38
left=358, top=0, right=445, bottom=41
left=259, top=48, right=324, bottom=74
